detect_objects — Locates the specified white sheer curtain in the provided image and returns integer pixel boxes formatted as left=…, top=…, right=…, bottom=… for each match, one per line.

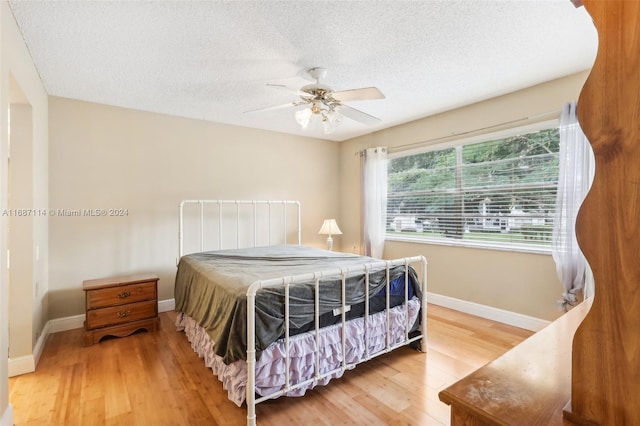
left=552, top=101, right=595, bottom=311
left=362, top=147, right=388, bottom=258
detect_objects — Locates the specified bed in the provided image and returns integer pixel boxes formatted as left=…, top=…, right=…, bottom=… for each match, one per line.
left=174, top=200, right=427, bottom=425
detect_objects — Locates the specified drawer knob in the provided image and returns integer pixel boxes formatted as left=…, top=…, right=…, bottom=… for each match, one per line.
left=117, top=310, right=131, bottom=318
left=117, top=291, right=131, bottom=299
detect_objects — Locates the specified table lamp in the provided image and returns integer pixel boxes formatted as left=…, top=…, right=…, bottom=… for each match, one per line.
left=318, top=219, right=342, bottom=251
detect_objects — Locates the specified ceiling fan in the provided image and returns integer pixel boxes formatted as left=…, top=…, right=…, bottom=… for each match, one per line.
left=245, top=67, right=385, bottom=133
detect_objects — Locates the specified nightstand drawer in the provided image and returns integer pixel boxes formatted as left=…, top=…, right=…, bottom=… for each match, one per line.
left=86, top=299, right=157, bottom=329
left=86, top=281, right=157, bottom=309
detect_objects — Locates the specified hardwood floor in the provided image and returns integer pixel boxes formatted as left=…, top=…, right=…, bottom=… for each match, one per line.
left=9, top=305, right=532, bottom=426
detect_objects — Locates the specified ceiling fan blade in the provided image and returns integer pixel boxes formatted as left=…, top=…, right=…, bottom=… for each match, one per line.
left=337, top=104, right=381, bottom=125
left=266, top=83, right=311, bottom=98
left=243, top=101, right=302, bottom=114
left=331, top=87, right=385, bottom=102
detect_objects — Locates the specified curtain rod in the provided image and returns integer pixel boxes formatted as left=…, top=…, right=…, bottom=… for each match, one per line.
left=384, top=109, right=561, bottom=155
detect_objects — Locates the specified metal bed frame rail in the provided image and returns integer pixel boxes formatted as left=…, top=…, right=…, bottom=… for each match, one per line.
left=245, top=255, right=427, bottom=426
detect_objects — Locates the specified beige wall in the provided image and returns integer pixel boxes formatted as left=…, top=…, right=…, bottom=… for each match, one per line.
left=339, top=71, right=590, bottom=321
left=8, top=104, right=34, bottom=359
left=1, top=0, right=49, bottom=421
left=48, top=97, right=340, bottom=319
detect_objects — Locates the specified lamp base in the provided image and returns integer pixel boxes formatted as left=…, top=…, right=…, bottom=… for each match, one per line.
left=326, top=236, right=333, bottom=251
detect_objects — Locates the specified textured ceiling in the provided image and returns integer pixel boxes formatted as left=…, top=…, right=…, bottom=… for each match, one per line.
left=8, top=0, right=597, bottom=142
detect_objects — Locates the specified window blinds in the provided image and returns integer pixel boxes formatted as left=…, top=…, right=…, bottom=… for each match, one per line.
left=387, top=128, right=559, bottom=248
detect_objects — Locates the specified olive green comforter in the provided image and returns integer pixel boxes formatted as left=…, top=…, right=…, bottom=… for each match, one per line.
left=174, top=244, right=418, bottom=364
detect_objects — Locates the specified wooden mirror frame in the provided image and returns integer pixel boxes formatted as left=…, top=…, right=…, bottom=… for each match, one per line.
left=567, top=1, right=640, bottom=424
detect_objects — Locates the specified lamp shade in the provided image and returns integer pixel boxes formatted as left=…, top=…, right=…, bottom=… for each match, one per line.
left=318, top=219, right=342, bottom=236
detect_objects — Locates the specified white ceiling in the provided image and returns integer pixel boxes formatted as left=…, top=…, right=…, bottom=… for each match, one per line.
left=8, top=0, right=597, bottom=142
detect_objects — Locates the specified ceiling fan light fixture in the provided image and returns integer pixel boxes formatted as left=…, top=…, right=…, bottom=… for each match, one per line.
left=295, top=107, right=312, bottom=128
left=322, top=119, right=335, bottom=134
left=325, top=109, right=343, bottom=126
left=321, top=109, right=343, bottom=134
left=261, top=67, right=382, bottom=135
left=295, top=102, right=343, bottom=134
left=250, top=67, right=382, bottom=133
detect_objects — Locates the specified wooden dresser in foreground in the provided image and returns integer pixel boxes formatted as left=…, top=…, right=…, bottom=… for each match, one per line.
left=83, top=273, right=160, bottom=346
left=438, top=299, right=591, bottom=426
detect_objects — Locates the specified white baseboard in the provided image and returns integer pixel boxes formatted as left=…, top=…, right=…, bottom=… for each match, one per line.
left=7, top=355, right=35, bottom=378
left=427, top=292, right=550, bottom=332
left=0, top=404, right=13, bottom=426
left=48, top=314, right=85, bottom=334
left=9, top=322, right=51, bottom=377
left=9, top=298, right=177, bottom=377
left=158, top=298, right=175, bottom=312
left=32, top=319, right=50, bottom=368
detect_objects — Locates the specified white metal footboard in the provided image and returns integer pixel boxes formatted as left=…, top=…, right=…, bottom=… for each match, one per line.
left=245, top=256, right=427, bottom=426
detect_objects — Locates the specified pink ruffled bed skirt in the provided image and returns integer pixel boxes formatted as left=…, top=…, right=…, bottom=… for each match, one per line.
left=176, top=297, right=420, bottom=406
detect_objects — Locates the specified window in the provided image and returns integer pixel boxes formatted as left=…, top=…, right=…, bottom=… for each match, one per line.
left=387, top=125, right=559, bottom=251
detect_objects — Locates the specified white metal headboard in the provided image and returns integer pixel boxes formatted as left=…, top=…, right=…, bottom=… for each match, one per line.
left=178, top=200, right=301, bottom=261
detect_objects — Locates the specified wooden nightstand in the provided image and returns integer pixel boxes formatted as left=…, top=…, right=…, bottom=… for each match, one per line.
left=83, top=273, right=160, bottom=346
